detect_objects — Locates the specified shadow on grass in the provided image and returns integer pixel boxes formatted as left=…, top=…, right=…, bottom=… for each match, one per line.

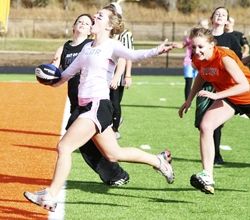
left=220, top=161, right=250, bottom=168
left=66, top=180, right=194, bottom=204
left=66, top=180, right=248, bottom=198
left=65, top=201, right=129, bottom=207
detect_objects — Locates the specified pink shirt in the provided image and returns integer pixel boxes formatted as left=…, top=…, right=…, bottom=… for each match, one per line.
left=183, top=37, right=193, bottom=66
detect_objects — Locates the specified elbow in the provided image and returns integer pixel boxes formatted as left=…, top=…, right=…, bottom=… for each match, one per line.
left=242, top=82, right=250, bottom=93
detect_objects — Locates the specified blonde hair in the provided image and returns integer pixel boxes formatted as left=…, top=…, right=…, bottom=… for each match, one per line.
left=190, top=27, right=215, bottom=43
left=103, top=4, right=124, bottom=37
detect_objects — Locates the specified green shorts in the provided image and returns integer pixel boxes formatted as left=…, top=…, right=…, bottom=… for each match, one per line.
left=194, top=82, right=215, bottom=128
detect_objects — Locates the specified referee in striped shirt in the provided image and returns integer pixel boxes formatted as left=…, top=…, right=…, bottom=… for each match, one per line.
left=110, top=29, right=134, bottom=139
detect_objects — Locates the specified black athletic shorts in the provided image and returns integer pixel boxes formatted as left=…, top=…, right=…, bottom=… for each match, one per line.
left=224, top=99, right=250, bottom=117
left=66, top=99, right=114, bottom=133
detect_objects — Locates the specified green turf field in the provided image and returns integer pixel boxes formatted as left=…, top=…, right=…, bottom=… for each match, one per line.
left=2, top=74, right=249, bottom=220
left=0, top=74, right=36, bottom=81
left=67, top=76, right=249, bottom=220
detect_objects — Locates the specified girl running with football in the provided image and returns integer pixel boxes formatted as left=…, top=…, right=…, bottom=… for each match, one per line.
left=179, top=27, right=250, bottom=194
left=24, top=4, right=175, bottom=211
left=51, top=13, right=130, bottom=186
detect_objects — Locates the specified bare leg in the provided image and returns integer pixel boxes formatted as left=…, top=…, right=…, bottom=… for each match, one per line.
left=48, top=117, right=97, bottom=197
left=24, top=115, right=173, bottom=209
left=93, top=127, right=160, bottom=168
left=199, top=100, right=234, bottom=178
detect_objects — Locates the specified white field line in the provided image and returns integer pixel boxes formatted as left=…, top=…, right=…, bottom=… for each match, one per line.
left=220, top=145, right=232, bottom=151
left=48, top=97, right=70, bottom=220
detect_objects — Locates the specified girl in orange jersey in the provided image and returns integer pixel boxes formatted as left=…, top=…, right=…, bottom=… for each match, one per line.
left=179, top=27, right=250, bottom=194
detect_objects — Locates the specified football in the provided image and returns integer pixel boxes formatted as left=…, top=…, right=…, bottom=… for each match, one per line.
left=35, top=64, right=61, bottom=85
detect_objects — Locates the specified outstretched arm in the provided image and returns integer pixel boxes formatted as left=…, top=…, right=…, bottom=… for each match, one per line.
left=113, top=39, right=176, bottom=61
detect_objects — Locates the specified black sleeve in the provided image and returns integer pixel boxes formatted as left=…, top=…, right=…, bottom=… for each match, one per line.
left=230, top=35, right=242, bottom=59
left=60, top=40, right=71, bottom=70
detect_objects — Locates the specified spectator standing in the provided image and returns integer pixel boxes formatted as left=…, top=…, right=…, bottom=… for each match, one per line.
left=225, top=16, right=249, bottom=58
left=182, top=33, right=198, bottom=100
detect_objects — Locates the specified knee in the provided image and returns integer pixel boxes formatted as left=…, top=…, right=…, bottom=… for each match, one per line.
left=102, top=148, right=122, bottom=162
left=56, top=141, right=72, bottom=156
left=103, top=153, right=118, bottom=163
left=199, top=121, right=214, bottom=134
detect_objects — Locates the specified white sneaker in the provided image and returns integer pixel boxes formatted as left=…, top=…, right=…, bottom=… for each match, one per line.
left=155, top=150, right=175, bottom=184
left=190, top=170, right=215, bottom=194
left=24, top=189, right=57, bottom=212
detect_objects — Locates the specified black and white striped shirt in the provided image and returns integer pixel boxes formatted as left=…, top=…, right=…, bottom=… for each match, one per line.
left=118, top=29, right=134, bottom=49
